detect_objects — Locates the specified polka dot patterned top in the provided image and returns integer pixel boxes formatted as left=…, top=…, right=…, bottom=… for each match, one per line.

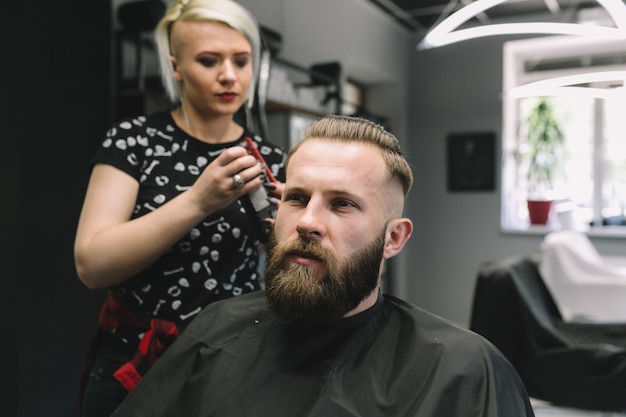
left=91, top=111, right=286, bottom=328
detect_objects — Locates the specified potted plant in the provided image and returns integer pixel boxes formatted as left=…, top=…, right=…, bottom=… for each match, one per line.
left=520, top=98, right=564, bottom=225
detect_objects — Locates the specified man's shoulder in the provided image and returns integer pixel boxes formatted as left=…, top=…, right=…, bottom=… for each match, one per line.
left=197, top=290, right=269, bottom=323
left=180, top=291, right=273, bottom=345
left=382, top=294, right=467, bottom=329
left=378, top=296, right=532, bottom=416
left=379, top=295, right=522, bottom=391
left=382, top=294, right=501, bottom=357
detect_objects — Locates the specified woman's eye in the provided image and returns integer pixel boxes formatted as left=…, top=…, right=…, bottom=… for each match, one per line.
left=199, top=57, right=218, bottom=67
left=235, top=57, right=249, bottom=68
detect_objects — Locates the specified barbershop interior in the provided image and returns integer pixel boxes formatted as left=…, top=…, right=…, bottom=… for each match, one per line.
left=9, top=0, right=626, bottom=415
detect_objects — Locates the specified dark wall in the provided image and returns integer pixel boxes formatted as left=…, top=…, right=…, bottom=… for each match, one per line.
left=4, top=2, right=20, bottom=416
left=11, top=1, right=112, bottom=416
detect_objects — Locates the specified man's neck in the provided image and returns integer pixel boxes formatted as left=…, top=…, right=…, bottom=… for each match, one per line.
left=343, top=286, right=381, bottom=318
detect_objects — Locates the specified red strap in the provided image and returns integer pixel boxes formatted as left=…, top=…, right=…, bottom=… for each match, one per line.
left=98, top=291, right=147, bottom=332
left=113, top=362, right=143, bottom=392
left=79, top=291, right=181, bottom=412
left=113, top=317, right=180, bottom=391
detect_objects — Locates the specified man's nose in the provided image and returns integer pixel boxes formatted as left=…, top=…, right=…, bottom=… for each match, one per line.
left=295, top=202, right=326, bottom=241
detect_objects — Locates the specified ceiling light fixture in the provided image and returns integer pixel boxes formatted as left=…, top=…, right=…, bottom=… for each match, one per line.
left=417, top=0, right=626, bottom=50
left=505, top=70, right=626, bottom=99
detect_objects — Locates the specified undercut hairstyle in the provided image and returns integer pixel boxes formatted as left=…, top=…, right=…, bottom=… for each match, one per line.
left=287, top=115, right=414, bottom=197
left=154, top=0, right=260, bottom=107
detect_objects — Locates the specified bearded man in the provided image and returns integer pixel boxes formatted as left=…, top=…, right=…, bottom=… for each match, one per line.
left=112, top=115, right=535, bottom=417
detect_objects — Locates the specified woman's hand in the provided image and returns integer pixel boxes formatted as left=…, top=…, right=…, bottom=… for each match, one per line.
left=262, top=181, right=284, bottom=227
left=187, top=145, right=265, bottom=215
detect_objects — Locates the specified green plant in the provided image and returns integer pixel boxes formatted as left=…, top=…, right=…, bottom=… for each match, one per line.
left=523, top=98, right=564, bottom=199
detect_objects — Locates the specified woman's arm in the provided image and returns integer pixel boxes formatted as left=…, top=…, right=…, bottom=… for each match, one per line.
left=74, top=146, right=263, bottom=289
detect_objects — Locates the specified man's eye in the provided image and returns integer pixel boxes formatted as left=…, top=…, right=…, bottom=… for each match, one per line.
left=285, top=194, right=308, bottom=204
left=334, top=200, right=355, bottom=209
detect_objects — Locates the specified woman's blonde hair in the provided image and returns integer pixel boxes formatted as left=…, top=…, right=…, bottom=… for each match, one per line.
left=154, top=0, right=260, bottom=107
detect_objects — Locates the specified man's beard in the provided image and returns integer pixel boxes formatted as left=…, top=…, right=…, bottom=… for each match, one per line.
left=264, top=229, right=385, bottom=326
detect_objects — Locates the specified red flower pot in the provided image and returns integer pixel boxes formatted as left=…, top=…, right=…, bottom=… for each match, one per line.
left=527, top=199, right=552, bottom=225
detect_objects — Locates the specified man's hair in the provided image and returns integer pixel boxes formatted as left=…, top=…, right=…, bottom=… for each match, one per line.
left=154, top=0, right=260, bottom=107
left=287, top=115, right=413, bottom=197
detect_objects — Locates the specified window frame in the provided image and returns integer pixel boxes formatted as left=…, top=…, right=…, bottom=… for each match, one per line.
left=501, top=34, right=626, bottom=237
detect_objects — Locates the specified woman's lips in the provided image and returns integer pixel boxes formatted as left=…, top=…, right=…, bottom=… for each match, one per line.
left=218, top=93, right=237, bottom=101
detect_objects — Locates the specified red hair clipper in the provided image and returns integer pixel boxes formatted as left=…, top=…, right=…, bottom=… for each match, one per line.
left=239, top=137, right=277, bottom=243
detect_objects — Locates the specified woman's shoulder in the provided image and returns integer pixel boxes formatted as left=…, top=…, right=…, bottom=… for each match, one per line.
left=94, top=111, right=181, bottom=170
left=100, top=111, right=182, bottom=153
left=108, top=111, right=174, bottom=134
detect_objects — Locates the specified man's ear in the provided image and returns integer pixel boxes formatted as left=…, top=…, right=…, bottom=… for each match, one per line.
left=383, top=218, right=413, bottom=260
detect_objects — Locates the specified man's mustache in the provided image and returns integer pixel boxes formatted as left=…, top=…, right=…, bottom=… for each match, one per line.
left=278, top=238, right=333, bottom=265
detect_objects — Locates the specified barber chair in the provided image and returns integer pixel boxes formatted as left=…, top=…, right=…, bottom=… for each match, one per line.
left=470, top=255, right=626, bottom=411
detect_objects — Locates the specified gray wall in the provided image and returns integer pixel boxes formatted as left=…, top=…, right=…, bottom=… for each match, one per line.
left=407, top=35, right=626, bottom=326
left=407, top=36, right=547, bottom=325
left=238, top=0, right=411, bottom=140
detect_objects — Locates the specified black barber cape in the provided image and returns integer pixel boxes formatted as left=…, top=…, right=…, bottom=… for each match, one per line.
left=112, top=291, right=535, bottom=417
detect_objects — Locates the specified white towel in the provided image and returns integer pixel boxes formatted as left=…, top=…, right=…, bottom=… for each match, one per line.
left=539, top=231, right=626, bottom=323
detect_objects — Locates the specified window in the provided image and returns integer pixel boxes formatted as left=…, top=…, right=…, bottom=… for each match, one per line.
left=501, top=35, right=626, bottom=236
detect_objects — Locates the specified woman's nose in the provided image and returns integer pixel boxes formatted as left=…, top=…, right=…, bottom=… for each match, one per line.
left=218, top=60, right=236, bottom=83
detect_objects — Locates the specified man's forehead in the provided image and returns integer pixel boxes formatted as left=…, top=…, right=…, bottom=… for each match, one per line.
left=291, top=138, right=379, bottom=160
left=288, top=140, right=384, bottom=176
left=286, top=140, right=389, bottom=198
left=287, top=138, right=404, bottom=215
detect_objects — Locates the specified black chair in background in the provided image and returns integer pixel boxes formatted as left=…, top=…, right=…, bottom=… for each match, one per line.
left=470, top=255, right=626, bottom=412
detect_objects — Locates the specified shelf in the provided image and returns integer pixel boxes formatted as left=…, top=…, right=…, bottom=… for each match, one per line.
left=265, top=100, right=327, bottom=117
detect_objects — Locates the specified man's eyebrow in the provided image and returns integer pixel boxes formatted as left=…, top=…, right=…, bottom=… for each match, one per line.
left=284, top=186, right=359, bottom=199
left=327, top=189, right=357, bottom=198
left=283, top=185, right=306, bottom=194
left=323, top=190, right=365, bottom=205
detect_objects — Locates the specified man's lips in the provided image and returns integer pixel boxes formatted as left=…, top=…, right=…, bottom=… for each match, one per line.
left=287, top=250, right=322, bottom=266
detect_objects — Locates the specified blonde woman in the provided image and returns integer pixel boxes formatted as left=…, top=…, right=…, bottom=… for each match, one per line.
left=74, top=1, right=285, bottom=415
